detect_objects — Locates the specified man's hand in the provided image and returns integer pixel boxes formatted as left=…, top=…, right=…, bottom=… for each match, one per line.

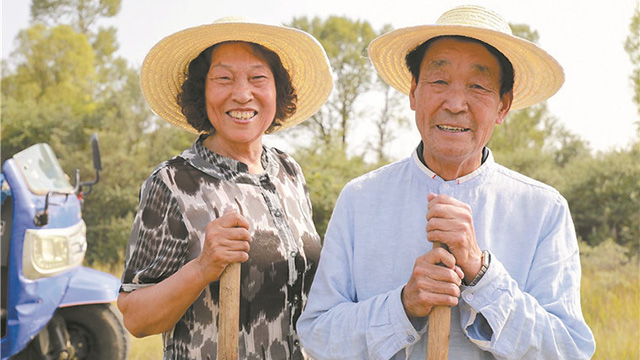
left=426, top=193, right=482, bottom=284
left=402, top=247, right=464, bottom=318
left=196, top=210, right=251, bottom=283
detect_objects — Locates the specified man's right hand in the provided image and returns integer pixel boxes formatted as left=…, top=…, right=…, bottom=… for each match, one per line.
left=196, top=210, right=251, bottom=284
left=401, top=247, right=464, bottom=318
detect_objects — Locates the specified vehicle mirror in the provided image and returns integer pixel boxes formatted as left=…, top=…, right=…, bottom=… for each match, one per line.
left=90, top=133, right=102, bottom=172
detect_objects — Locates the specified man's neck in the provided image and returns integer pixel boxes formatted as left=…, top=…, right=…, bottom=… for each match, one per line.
left=416, top=143, right=488, bottom=181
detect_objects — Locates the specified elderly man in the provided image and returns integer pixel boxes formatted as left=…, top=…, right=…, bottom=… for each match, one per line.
left=297, top=5, right=595, bottom=360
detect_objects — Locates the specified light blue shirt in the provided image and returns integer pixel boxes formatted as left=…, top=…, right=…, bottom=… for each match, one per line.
left=297, top=148, right=595, bottom=360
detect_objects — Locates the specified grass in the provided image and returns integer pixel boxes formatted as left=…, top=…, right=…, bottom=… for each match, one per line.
left=580, top=240, right=639, bottom=359
left=128, top=334, right=163, bottom=359
left=97, top=239, right=639, bottom=359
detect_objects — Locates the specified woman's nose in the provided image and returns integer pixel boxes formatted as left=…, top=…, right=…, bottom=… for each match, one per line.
left=231, top=79, right=253, bottom=103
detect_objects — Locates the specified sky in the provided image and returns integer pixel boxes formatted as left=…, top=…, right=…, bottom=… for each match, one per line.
left=2, top=0, right=638, bottom=157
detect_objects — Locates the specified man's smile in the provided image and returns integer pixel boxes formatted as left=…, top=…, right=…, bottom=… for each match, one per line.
left=436, top=124, right=470, bottom=133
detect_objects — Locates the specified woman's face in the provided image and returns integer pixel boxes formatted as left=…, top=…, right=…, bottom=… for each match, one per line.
left=205, top=42, right=277, bottom=149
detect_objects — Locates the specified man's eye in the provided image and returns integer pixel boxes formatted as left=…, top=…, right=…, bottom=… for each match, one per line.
left=430, top=80, right=448, bottom=85
left=471, top=84, right=489, bottom=91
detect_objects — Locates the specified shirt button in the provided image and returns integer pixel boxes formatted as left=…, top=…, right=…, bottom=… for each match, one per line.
left=274, top=209, right=283, bottom=217
left=464, top=293, right=475, bottom=302
left=406, top=335, right=415, bottom=343
left=293, top=339, right=300, bottom=347
left=293, top=295, right=300, bottom=302
left=290, top=251, right=298, bottom=258
left=442, top=183, right=450, bottom=190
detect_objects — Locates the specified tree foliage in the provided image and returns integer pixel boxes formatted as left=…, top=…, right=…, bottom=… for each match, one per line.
left=30, top=0, right=121, bottom=34
left=624, top=2, right=640, bottom=120
left=285, top=16, right=378, bottom=148
left=1, top=0, right=193, bottom=266
left=562, top=147, right=640, bottom=253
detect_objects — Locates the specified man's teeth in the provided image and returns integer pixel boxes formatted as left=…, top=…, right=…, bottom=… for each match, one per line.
left=228, top=111, right=256, bottom=120
left=437, top=125, right=469, bottom=132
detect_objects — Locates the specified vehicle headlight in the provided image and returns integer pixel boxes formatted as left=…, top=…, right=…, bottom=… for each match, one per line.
left=23, top=220, right=87, bottom=279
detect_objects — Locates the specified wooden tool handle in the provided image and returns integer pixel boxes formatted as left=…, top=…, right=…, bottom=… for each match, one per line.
left=218, top=262, right=241, bottom=360
left=427, top=241, right=451, bottom=360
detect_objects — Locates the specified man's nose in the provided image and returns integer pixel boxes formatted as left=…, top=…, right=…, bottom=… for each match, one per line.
left=442, top=87, right=468, bottom=114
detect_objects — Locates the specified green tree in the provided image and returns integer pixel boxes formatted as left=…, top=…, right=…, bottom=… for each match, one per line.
left=562, top=147, right=640, bottom=253
left=293, top=141, right=375, bottom=238
left=624, top=2, right=640, bottom=120
left=30, top=0, right=121, bottom=35
left=369, top=78, right=410, bottom=164
left=2, top=0, right=193, bottom=266
left=1, top=23, right=96, bottom=163
left=286, top=16, right=377, bottom=148
left=488, top=23, right=590, bottom=188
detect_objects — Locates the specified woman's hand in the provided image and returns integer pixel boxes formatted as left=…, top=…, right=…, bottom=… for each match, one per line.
left=196, top=210, right=251, bottom=283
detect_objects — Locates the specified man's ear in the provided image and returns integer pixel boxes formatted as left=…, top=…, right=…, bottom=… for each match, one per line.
left=409, top=78, right=417, bottom=111
left=496, top=91, right=513, bottom=125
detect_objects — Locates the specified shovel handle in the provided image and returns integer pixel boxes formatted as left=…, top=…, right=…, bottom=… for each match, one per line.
left=218, top=262, right=241, bottom=360
left=426, top=241, right=451, bottom=360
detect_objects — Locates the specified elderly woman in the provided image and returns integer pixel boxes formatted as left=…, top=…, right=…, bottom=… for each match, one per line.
left=117, top=17, right=332, bottom=359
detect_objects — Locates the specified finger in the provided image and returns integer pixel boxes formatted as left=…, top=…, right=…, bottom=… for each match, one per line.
left=412, top=266, right=462, bottom=294
left=221, top=227, right=252, bottom=242
left=431, top=247, right=456, bottom=268
left=218, top=239, right=251, bottom=255
left=216, top=211, right=251, bottom=230
left=427, top=193, right=460, bottom=207
left=426, top=217, right=457, bottom=233
left=454, top=265, right=464, bottom=280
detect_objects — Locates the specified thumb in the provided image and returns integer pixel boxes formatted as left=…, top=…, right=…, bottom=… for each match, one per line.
left=427, top=192, right=437, bottom=202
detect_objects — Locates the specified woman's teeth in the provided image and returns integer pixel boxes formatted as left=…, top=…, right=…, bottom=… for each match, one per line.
left=437, top=125, right=469, bottom=132
left=228, top=110, right=256, bottom=120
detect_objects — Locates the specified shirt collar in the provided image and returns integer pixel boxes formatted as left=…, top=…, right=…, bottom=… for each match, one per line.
left=412, top=142, right=493, bottom=185
left=180, top=135, right=278, bottom=182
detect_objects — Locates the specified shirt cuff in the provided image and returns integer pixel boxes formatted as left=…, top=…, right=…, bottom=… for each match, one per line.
left=459, top=254, right=511, bottom=346
left=390, top=286, right=424, bottom=349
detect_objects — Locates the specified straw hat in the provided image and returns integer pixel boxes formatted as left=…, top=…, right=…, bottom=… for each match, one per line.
left=140, top=17, right=333, bottom=133
left=367, top=5, right=564, bottom=110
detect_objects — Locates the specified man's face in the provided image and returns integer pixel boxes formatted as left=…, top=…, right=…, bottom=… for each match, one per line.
left=409, top=37, right=512, bottom=177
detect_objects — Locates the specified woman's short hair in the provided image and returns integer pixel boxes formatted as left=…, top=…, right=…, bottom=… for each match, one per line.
left=405, top=35, right=514, bottom=98
left=178, top=41, right=297, bottom=134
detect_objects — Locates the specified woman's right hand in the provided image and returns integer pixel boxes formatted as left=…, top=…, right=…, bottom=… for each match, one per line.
left=197, top=210, right=252, bottom=283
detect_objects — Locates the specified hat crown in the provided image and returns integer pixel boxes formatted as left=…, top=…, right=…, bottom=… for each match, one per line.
left=213, top=16, right=248, bottom=24
left=436, top=5, right=512, bottom=35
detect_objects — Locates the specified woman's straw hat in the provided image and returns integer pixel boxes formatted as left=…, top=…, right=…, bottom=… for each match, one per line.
left=367, top=5, right=564, bottom=110
left=140, top=17, right=333, bottom=133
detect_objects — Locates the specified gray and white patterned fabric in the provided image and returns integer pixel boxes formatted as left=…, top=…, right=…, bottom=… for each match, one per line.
left=121, top=135, right=321, bottom=359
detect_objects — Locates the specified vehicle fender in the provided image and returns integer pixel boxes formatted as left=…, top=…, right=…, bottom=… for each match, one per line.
left=59, top=266, right=121, bottom=307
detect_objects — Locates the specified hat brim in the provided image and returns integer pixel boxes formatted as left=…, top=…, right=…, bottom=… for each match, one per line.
left=141, top=20, right=333, bottom=133
left=367, top=24, right=564, bottom=110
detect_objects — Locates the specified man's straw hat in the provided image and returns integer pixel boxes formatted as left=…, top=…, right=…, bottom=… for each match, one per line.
left=367, top=5, right=564, bottom=110
left=140, top=17, right=333, bottom=133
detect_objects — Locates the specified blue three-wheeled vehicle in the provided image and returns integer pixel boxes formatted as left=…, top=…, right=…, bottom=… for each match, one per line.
left=1, top=134, right=128, bottom=359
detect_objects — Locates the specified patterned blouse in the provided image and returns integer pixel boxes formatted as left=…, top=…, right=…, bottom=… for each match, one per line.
left=121, top=136, right=322, bottom=359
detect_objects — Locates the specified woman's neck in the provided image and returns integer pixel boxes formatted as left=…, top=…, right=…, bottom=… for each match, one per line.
left=203, top=135, right=265, bottom=174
